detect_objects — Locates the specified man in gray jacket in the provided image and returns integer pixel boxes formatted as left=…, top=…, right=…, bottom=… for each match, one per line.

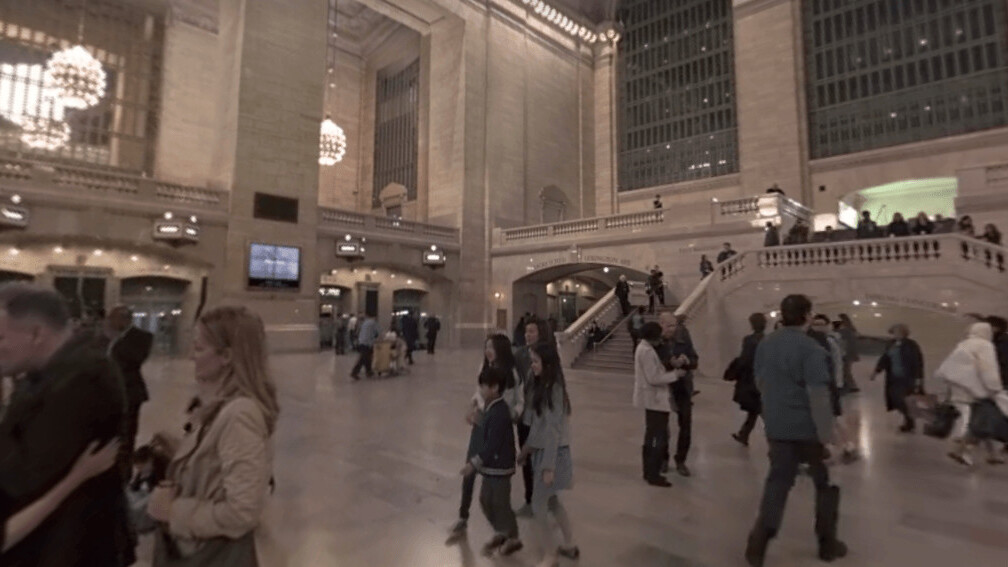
left=745, top=294, right=847, bottom=567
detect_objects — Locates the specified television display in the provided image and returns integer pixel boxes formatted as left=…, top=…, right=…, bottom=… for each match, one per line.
left=248, top=243, right=301, bottom=289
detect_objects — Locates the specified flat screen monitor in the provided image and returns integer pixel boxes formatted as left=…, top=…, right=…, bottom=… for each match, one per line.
left=248, top=243, right=301, bottom=289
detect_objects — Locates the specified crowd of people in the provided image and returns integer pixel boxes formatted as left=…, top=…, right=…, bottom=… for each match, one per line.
left=755, top=211, right=1003, bottom=248
left=0, top=283, right=279, bottom=566
left=330, top=310, right=441, bottom=379
left=447, top=316, right=578, bottom=567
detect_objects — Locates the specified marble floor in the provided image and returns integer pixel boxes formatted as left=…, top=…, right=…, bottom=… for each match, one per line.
left=134, top=348, right=1008, bottom=567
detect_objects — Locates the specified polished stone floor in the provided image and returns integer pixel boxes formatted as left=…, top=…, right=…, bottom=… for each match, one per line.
left=134, top=348, right=1008, bottom=567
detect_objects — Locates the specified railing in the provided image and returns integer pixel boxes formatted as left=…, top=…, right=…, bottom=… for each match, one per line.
left=0, top=154, right=228, bottom=212
left=674, top=233, right=1006, bottom=323
left=496, top=192, right=814, bottom=247
left=318, top=206, right=460, bottom=245
left=556, top=282, right=646, bottom=368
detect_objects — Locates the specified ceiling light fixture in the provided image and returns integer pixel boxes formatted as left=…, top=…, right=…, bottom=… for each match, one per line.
left=43, top=0, right=106, bottom=110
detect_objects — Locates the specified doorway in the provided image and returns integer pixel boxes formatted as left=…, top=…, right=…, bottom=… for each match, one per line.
left=53, top=275, right=107, bottom=320
left=120, top=276, right=190, bottom=356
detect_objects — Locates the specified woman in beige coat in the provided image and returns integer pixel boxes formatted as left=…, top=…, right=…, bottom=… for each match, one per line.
left=148, top=306, right=280, bottom=565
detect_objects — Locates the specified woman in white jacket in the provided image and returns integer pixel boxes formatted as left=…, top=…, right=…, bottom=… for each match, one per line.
left=633, top=322, right=684, bottom=487
left=937, top=322, right=1008, bottom=466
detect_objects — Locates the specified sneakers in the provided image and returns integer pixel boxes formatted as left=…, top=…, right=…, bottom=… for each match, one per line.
left=818, top=538, right=849, bottom=562
left=515, top=504, right=533, bottom=518
left=645, top=475, right=672, bottom=487
left=948, top=451, right=974, bottom=467
left=445, top=519, right=467, bottom=544
left=557, top=546, right=580, bottom=559
left=480, top=534, right=507, bottom=557
left=498, top=537, right=523, bottom=556
left=675, top=462, right=692, bottom=477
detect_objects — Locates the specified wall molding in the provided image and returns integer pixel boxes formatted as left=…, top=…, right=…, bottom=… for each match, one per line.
left=733, top=0, right=792, bottom=19
left=809, top=126, right=1008, bottom=173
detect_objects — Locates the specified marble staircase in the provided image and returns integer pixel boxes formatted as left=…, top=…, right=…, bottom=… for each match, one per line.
left=572, top=312, right=662, bottom=374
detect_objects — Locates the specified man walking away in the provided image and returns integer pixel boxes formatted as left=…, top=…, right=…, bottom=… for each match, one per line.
left=401, top=312, right=419, bottom=364
left=745, top=294, right=847, bottom=567
left=105, top=305, right=154, bottom=480
left=0, top=284, right=133, bottom=566
left=615, top=275, right=631, bottom=316
left=425, top=315, right=441, bottom=354
left=351, top=310, right=379, bottom=380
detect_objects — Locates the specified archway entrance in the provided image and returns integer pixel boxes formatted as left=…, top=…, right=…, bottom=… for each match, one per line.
left=511, top=263, right=655, bottom=331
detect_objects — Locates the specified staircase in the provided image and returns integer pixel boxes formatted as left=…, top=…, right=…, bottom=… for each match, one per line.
left=572, top=312, right=662, bottom=374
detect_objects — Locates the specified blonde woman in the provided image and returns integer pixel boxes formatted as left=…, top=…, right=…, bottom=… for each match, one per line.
left=148, top=306, right=280, bottom=565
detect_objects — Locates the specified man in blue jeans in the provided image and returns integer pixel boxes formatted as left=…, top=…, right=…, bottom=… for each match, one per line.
left=351, top=311, right=379, bottom=380
left=745, top=294, right=847, bottom=567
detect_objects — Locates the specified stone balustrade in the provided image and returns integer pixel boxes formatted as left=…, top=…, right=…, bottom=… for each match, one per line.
left=318, top=206, right=460, bottom=247
left=496, top=192, right=813, bottom=248
left=556, top=282, right=647, bottom=368
left=0, top=154, right=228, bottom=212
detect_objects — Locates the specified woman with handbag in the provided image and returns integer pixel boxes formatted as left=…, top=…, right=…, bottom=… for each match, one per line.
left=730, top=313, right=766, bottom=447
left=873, top=324, right=924, bottom=433
left=147, top=306, right=280, bottom=566
left=936, top=322, right=1008, bottom=467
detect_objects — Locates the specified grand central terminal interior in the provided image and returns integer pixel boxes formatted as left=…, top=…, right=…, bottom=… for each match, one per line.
left=1, top=0, right=1008, bottom=566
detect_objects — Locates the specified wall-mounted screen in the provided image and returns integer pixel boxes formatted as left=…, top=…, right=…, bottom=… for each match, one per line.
left=248, top=243, right=301, bottom=289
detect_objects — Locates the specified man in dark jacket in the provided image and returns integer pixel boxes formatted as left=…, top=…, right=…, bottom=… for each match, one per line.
left=745, top=294, right=846, bottom=567
left=656, top=311, right=698, bottom=477
left=872, top=323, right=924, bottom=433
left=105, top=305, right=153, bottom=478
left=763, top=222, right=780, bottom=247
left=614, top=275, right=631, bottom=315
left=986, top=316, right=1008, bottom=388
left=716, top=242, right=736, bottom=263
left=400, top=312, right=419, bottom=364
left=0, top=284, right=133, bottom=567
left=425, top=315, right=441, bottom=354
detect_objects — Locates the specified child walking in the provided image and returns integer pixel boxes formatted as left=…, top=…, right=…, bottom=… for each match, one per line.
left=449, top=334, right=524, bottom=541
left=519, top=343, right=578, bottom=567
left=460, top=366, right=523, bottom=556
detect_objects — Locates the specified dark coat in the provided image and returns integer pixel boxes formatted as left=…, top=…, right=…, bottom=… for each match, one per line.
left=716, top=249, right=736, bottom=263
left=0, top=333, right=133, bottom=567
left=764, top=227, right=780, bottom=247
left=400, top=314, right=419, bottom=346
left=912, top=220, right=934, bottom=235
left=656, top=331, right=699, bottom=400
left=471, top=398, right=517, bottom=476
left=856, top=219, right=878, bottom=238
left=875, top=338, right=924, bottom=411
left=109, top=326, right=153, bottom=408
left=733, top=332, right=763, bottom=412
left=424, top=317, right=441, bottom=337
left=994, top=333, right=1008, bottom=389
left=614, top=280, right=630, bottom=300
left=888, top=220, right=911, bottom=237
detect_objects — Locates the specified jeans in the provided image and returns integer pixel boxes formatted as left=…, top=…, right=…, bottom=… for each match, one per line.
left=516, top=422, right=533, bottom=505
left=738, top=411, right=760, bottom=442
left=645, top=409, right=670, bottom=452
left=479, top=476, right=518, bottom=538
left=671, top=379, right=693, bottom=464
left=351, top=345, right=374, bottom=377
left=755, top=440, right=831, bottom=533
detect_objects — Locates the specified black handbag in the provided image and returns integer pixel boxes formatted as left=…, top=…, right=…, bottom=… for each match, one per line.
left=968, top=399, right=1008, bottom=442
left=922, top=403, right=960, bottom=439
left=723, top=357, right=742, bottom=382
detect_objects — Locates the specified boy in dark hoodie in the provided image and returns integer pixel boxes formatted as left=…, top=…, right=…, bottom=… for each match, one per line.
left=461, top=366, right=522, bottom=557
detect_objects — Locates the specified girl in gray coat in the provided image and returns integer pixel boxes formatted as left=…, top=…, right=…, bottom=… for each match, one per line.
left=517, top=343, right=577, bottom=567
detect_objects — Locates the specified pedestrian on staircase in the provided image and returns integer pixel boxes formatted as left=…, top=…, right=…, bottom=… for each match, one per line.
left=633, top=322, right=683, bottom=488
left=629, top=307, right=645, bottom=353
left=656, top=310, right=698, bottom=477
left=615, top=276, right=631, bottom=316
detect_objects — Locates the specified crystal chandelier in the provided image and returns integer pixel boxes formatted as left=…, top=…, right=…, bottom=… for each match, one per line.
left=19, top=115, right=71, bottom=150
left=43, top=45, right=106, bottom=109
left=319, top=116, right=347, bottom=165
left=43, top=0, right=105, bottom=110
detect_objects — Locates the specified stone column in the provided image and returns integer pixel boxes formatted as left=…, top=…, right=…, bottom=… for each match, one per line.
left=214, top=0, right=327, bottom=351
left=733, top=0, right=810, bottom=204
left=594, top=41, right=618, bottom=216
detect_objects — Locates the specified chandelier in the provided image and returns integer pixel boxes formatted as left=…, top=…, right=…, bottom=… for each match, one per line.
left=19, top=115, right=71, bottom=150
left=319, top=116, right=346, bottom=165
left=43, top=45, right=106, bottom=109
left=43, top=0, right=105, bottom=110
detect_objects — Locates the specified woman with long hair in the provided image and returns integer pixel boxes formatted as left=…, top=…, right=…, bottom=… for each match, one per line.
left=148, top=306, right=279, bottom=566
left=518, top=343, right=577, bottom=567
left=513, top=317, right=556, bottom=515
left=448, top=333, right=524, bottom=541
